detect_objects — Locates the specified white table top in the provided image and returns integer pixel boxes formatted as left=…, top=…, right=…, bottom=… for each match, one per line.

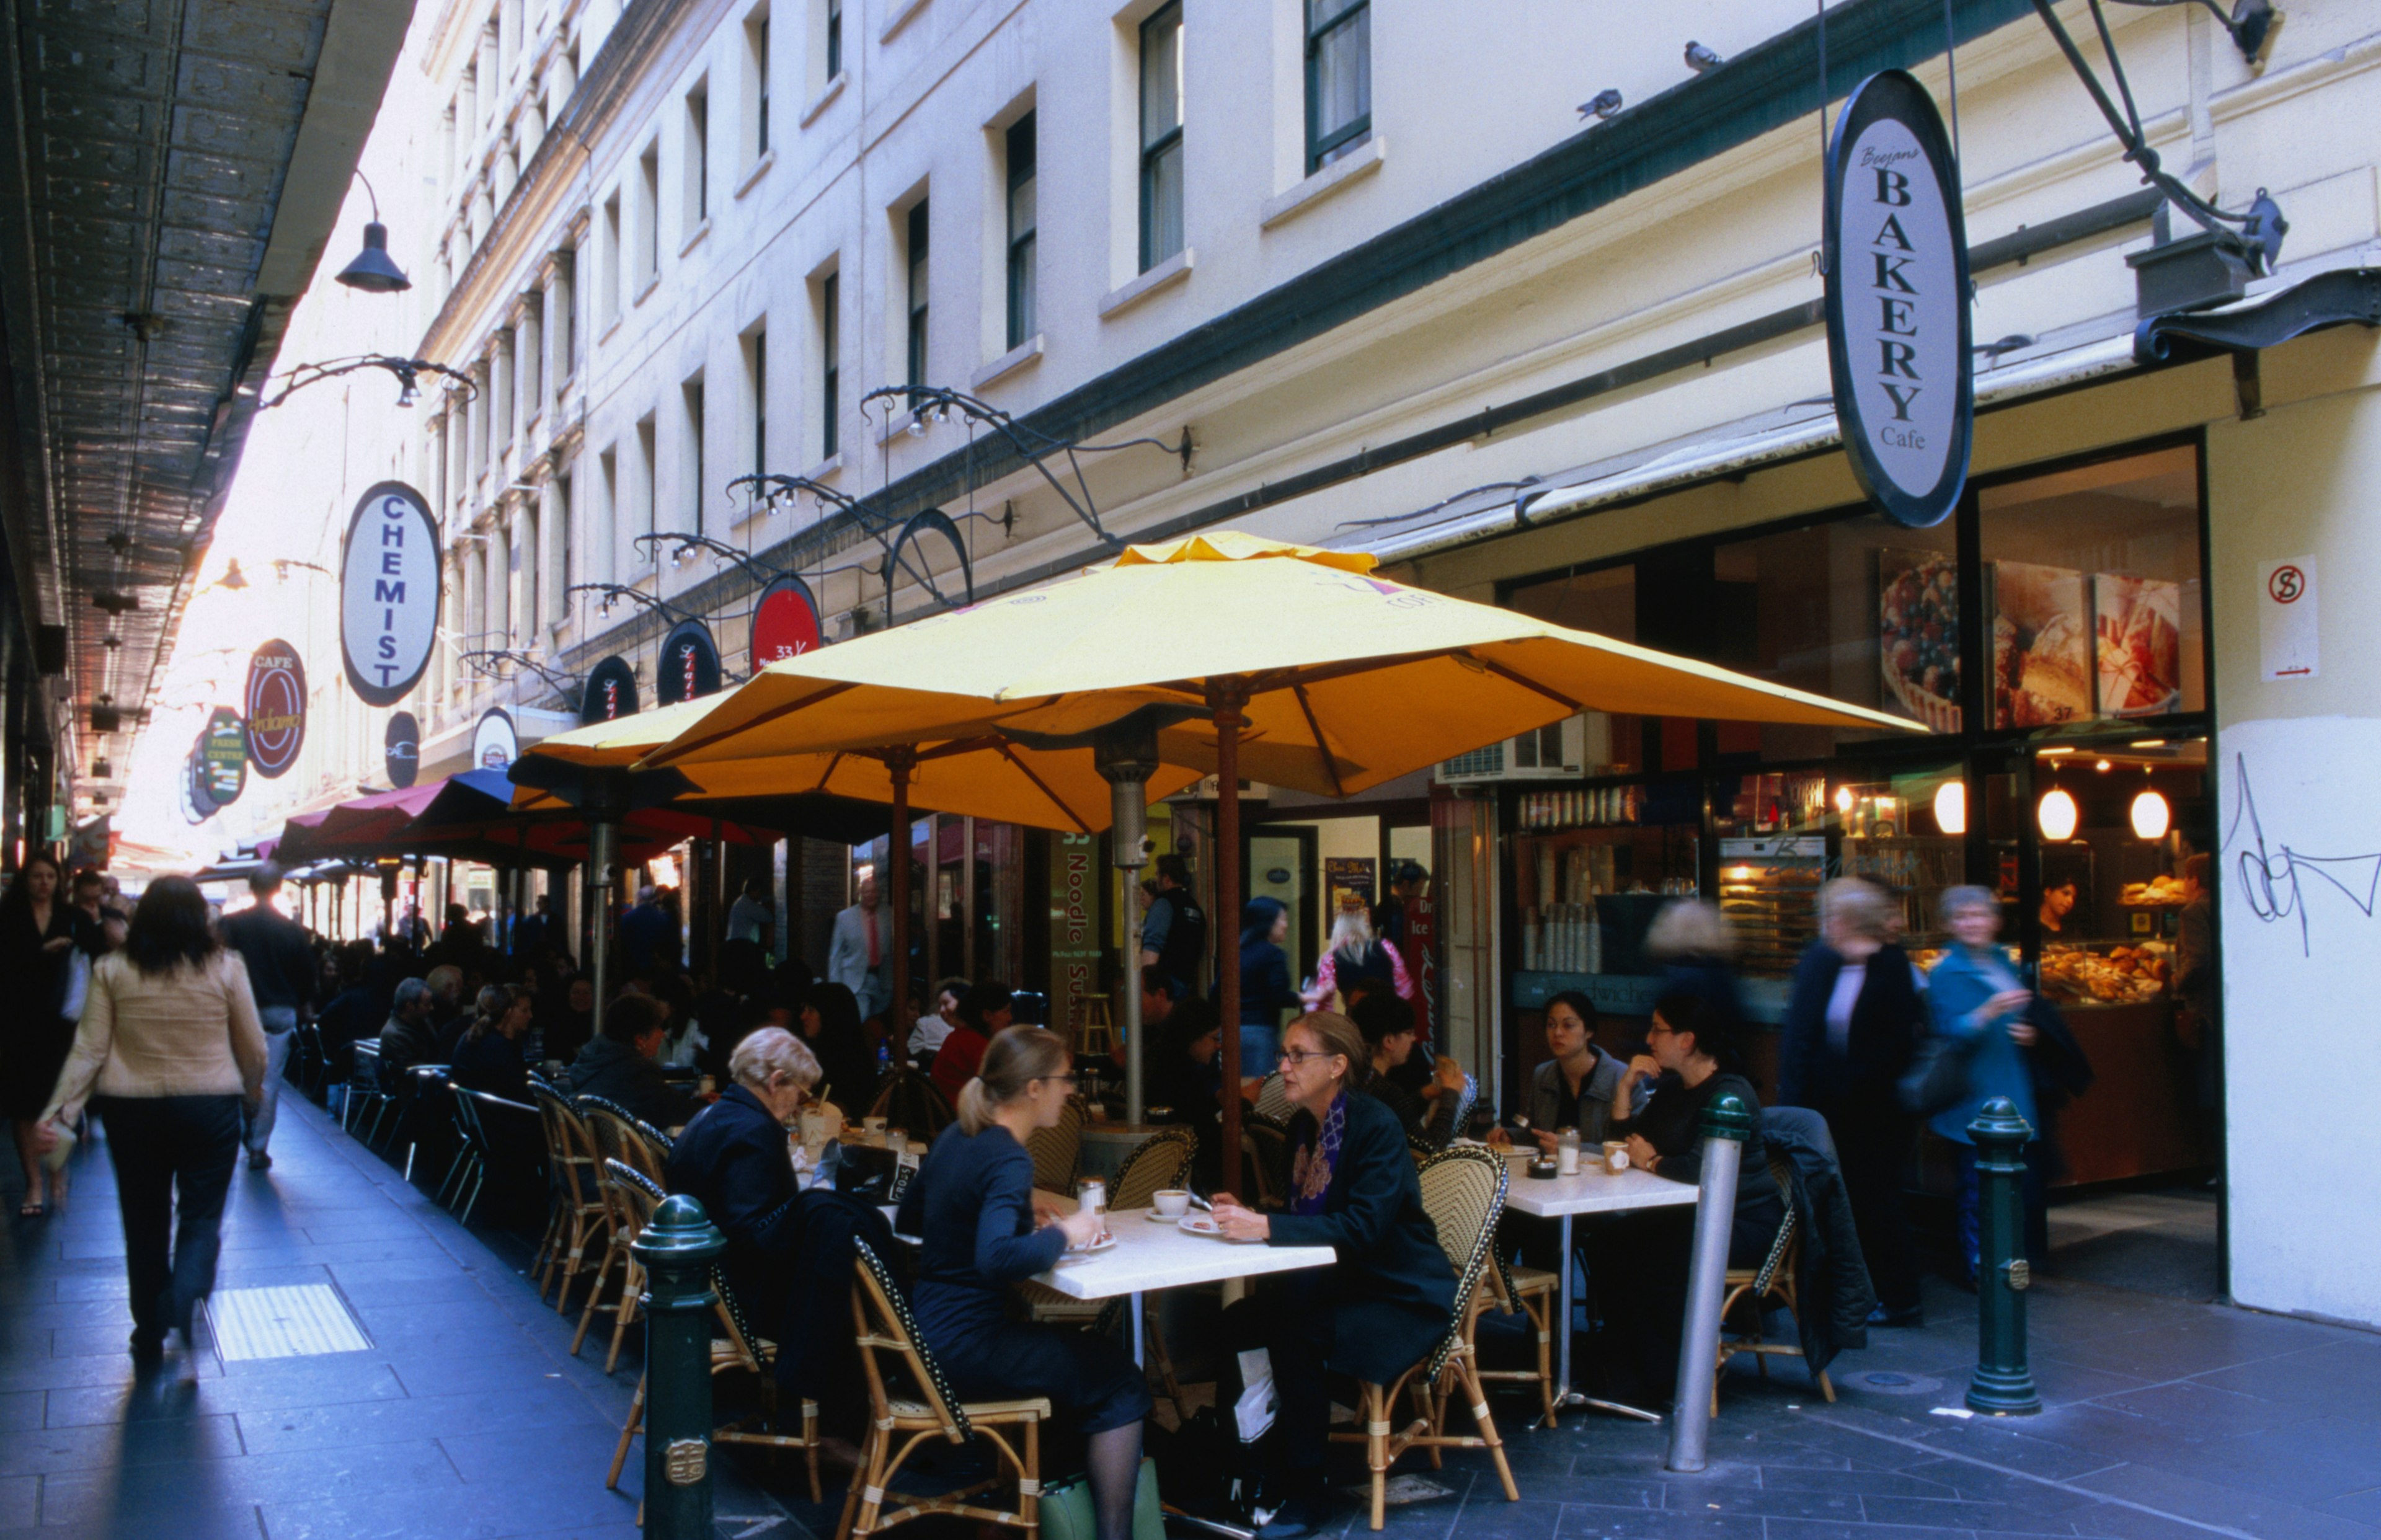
left=1500, top=1157, right=1701, bottom=1218
left=1031, top=1206, right=1337, bottom=1301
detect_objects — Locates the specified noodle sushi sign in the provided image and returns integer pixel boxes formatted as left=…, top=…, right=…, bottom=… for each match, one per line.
left=1823, top=69, right=1972, bottom=531
left=244, top=640, right=306, bottom=779
left=340, top=481, right=442, bottom=706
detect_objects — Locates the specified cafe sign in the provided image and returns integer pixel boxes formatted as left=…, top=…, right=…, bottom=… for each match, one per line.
left=656, top=619, right=723, bottom=706
left=472, top=707, right=520, bottom=772
left=384, top=710, right=420, bottom=789
left=244, top=640, right=306, bottom=779
left=200, top=707, right=247, bottom=807
left=1823, top=69, right=1972, bottom=530
left=339, top=482, right=442, bottom=706
left=580, top=655, right=639, bottom=726
left=750, top=576, right=824, bottom=671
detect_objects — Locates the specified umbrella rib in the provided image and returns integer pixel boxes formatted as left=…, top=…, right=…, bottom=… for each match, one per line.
left=994, top=740, right=1091, bottom=836
left=813, top=752, right=846, bottom=794
left=1462, top=650, right=1583, bottom=712
left=644, top=681, right=859, bottom=766
left=1290, top=683, right=1346, bottom=799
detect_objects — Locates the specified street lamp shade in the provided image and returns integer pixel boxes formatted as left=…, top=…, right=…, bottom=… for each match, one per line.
left=335, top=221, right=411, bottom=293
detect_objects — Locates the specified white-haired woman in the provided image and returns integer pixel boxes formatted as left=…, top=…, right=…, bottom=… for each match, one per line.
left=665, top=1026, right=890, bottom=1458
left=1776, top=877, right=1928, bottom=1325
left=895, top=1027, right=1150, bottom=1540
left=1300, top=896, right=1412, bottom=1012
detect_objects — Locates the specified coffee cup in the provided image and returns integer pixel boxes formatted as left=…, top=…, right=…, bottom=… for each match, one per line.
left=862, top=1116, right=888, bottom=1138
left=1602, top=1141, right=1629, bottom=1174
left=1152, top=1188, right=1192, bottom=1218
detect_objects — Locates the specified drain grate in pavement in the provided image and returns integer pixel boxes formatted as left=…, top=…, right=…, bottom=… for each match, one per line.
left=204, top=1285, right=373, bottom=1361
left=1342, top=1476, right=1459, bottom=1507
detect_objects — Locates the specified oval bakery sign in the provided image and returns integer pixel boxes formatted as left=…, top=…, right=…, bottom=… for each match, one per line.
left=1823, top=69, right=1972, bottom=530
left=244, top=640, right=306, bottom=779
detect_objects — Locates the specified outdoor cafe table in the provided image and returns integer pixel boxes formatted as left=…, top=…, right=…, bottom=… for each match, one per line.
left=1497, top=1151, right=1700, bottom=1422
left=1030, top=1205, right=1338, bottom=1366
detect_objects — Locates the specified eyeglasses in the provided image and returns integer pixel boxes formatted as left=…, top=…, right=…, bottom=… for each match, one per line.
left=1645, top=1020, right=1675, bottom=1036
left=1040, top=1073, right=1080, bottom=1087
left=1277, top=1050, right=1336, bottom=1066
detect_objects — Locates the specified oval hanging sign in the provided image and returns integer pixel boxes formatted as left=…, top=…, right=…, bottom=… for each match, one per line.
left=750, top=576, right=824, bottom=670
left=185, top=740, right=219, bottom=820
left=656, top=619, right=722, bottom=706
left=1823, top=69, right=1973, bottom=530
left=385, top=710, right=420, bottom=789
left=581, top=655, right=640, bottom=725
left=472, top=707, right=520, bottom=772
left=200, top=707, right=247, bottom=808
left=339, top=481, right=443, bottom=707
left=244, top=640, right=307, bottom=779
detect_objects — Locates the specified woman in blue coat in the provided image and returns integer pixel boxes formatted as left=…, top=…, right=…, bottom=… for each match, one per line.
left=895, top=1027, right=1150, bottom=1540
left=1925, top=885, right=2042, bottom=1282
left=1212, top=1012, right=1457, bottom=1538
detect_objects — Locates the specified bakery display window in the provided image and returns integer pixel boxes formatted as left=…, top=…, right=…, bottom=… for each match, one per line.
left=1979, top=445, right=2203, bottom=730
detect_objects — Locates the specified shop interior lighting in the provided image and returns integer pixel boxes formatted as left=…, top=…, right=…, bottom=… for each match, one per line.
left=2039, top=745, right=2076, bottom=756
left=2130, top=789, right=2172, bottom=841
left=2130, top=738, right=2167, bottom=749
left=2095, top=758, right=2113, bottom=772
left=1833, top=785, right=1855, bottom=814
left=2038, top=787, right=2080, bottom=842
left=1933, top=780, right=1968, bottom=836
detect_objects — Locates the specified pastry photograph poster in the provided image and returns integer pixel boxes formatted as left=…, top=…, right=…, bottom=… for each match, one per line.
left=2093, top=574, right=2184, bottom=716
left=1878, top=551, right=1962, bottom=732
left=1989, top=562, right=2093, bottom=728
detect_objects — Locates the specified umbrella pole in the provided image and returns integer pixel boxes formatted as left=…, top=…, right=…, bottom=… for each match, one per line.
left=1212, top=683, right=1249, bottom=1197
left=887, top=750, right=915, bottom=1035
left=588, top=821, right=619, bottom=1041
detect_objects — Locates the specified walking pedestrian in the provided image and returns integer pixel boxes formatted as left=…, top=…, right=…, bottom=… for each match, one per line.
left=1926, top=885, right=2047, bottom=1283
left=1237, top=896, right=1301, bottom=1076
left=32, top=876, right=267, bottom=1360
left=1644, top=897, right=1749, bottom=1032
left=826, top=875, right=889, bottom=1025
left=1777, top=877, right=1927, bottom=1325
left=1137, top=854, right=1207, bottom=1001
left=3, top=852, right=86, bottom=1216
left=1301, top=894, right=1413, bottom=1012
left=217, top=863, right=316, bottom=1170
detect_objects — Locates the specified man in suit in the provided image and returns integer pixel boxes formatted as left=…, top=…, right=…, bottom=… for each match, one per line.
left=826, top=874, right=888, bottom=1025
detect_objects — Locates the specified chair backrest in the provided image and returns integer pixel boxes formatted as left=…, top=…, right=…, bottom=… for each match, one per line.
left=531, top=1081, right=600, bottom=1200
left=868, top=1066, right=956, bottom=1139
left=1414, top=1146, right=1510, bottom=1378
left=1109, top=1126, right=1197, bottom=1210
left=580, top=1097, right=670, bottom=1187
left=1450, top=1073, right=1481, bottom=1138
left=1025, top=1094, right=1086, bottom=1194
left=348, top=1039, right=383, bottom=1094
left=1253, top=1072, right=1292, bottom=1123
left=1750, top=1152, right=1802, bottom=1296
left=851, top=1240, right=971, bottom=1442
left=1241, top=1110, right=1289, bottom=1206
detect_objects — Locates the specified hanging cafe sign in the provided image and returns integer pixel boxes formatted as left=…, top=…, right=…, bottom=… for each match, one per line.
left=340, top=480, right=442, bottom=707
left=750, top=575, right=825, bottom=670
left=200, top=707, right=247, bottom=807
left=657, top=619, right=723, bottom=706
left=1824, top=69, right=1973, bottom=531
left=244, top=640, right=307, bottom=779
left=472, top=707, right=521, bottom=772
left=581, top=655, right=640, bottom=726
left=385, top=710, right=420, bottom=789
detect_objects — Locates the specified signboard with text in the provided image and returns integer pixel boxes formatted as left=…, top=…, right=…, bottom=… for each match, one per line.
left=385, top=711, right=420, bottom=789
left=472, top=707, right=520, bottom=772
left=244, top=640, right=306, bottom=779
left=750, top=575, right=825, bottom=670
left=339, top=482, right=442, bottom=706
left=656, top=619, right=723, bottom=706
left=200, top=707, right=247, bottom=807
left=581, top=655, right=640, bottom=725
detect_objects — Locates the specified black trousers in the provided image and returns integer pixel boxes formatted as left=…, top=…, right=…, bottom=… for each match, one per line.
left=1218, top=1279, right=1339, bottom=1475
left=1813, top=1097, right=1921, bottom=1313
left=768, top=1190, right=892, bottom=1418
left=93, top=1095, right=242, bottom=1340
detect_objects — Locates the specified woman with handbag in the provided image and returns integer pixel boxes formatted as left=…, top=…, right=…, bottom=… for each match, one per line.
left=1923, top=885, right=2042, bottom=1285
left=3, top=851, right=86, bottom=1217
left=33, top=876, right=266, bottom=1360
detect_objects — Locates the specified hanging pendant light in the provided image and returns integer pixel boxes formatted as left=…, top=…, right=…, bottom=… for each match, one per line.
left=2037, top=787, right=2079, bottom=842
left=1933, top=779, right=1967, bottom=836
left=2130, top=789, right=2171, bottom=841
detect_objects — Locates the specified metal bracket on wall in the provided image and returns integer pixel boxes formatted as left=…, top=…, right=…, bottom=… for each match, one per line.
left=2134, top=268, right=2381, bottom=366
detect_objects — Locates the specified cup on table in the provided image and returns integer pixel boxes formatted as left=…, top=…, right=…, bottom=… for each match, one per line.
left=698, top=1075, right=716, bottom=1099
left=1602, top=1141, right=1629, bottom=1174
left=1152, top=1188, right=1191, bottom=1218
left=863, top=1116, right=889, bottom=1139
left=886, top=1128, right=908, bottom=1156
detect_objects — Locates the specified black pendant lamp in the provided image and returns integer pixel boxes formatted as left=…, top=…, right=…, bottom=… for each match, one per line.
left=334, top=171, right=411, bottom=294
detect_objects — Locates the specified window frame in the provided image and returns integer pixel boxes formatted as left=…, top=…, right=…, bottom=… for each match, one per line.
left=905, top=198, right=930, bottom=394
left=1005, top=112, right=1037, bottom=351
left=1138, top=1, right=1184, bottom=274
left=1304, top=0, right=1371, bottom=174
left=820, top=270, right=840, bottom=459
left=826, top=0, right=842, bottom=81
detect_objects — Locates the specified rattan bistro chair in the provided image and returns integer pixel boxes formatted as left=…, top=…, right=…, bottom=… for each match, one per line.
left=1331, top=1146, right=1521, bottom=1531
left=1020, top=1127, right=1199, bottom=1414
left=574, top=1100, right=678, bottom=1368
left=1476, top=1249, right=1562, bottom=1430
left=845, top=1241, right=1047, bottom=1540
left=604, top=1163, right=823, bottom=1503
left=1024, top=1094, right=1086, bottom=1196
left=343, top=1041, right=395, bottom=1148
left=1711, top=1153, right=1835, bottom=1414
left=530, top=1078, right=608, bottom=1312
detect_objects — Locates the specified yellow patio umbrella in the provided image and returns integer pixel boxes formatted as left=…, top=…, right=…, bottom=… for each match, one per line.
left=640, top=531, right=1922, bottom=1189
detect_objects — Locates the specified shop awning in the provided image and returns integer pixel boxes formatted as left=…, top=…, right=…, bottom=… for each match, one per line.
left=397, top=767, right=794, bottom=867
left=270, top=781, right=453, bottom=865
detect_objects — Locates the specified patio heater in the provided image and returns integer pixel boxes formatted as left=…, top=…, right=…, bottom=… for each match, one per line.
left=1094, top=713, right=1164, bottom=1124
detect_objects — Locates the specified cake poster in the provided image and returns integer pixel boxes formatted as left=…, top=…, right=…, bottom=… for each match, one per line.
left=1989, top=562, right=2091, bottom=729
left=2093, top=575, right=2183, bottom=717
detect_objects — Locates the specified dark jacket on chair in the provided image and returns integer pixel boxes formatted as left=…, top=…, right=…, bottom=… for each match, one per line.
left=565, top=1037, right=692, bottom=1128
left=1266, top=1089, right=1457, bottom=1385
left=1760, top=1106, right=1877, bottom=1375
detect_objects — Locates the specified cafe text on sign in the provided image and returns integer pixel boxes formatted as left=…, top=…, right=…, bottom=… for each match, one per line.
left=244, top=641, right=307, bottom=779
left=1823, top=70, right=1973, bottom=531
left=339, top=482, right=442, bottom=707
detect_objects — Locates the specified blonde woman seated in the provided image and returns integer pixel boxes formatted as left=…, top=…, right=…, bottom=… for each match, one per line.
left=894, top=1027, right=1150, bottom=1540
left=667, top=1027, right=891, bottom=1453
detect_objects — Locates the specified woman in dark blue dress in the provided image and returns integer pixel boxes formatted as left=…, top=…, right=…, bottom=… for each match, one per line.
left=894, top=1026, right=1150, bottom=1540
left=1212, top=1012, right=1457, bottom=1538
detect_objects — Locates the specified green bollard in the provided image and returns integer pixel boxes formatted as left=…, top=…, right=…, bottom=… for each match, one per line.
left=634, top=1194, right=729, bottom=1538
left=1966, top=1097, right=2041, bottom=1415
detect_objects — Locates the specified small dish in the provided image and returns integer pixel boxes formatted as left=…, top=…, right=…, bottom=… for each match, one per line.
left=1066, top=1233, right=1118, bottom=1257
left=1176, top=1215, right=1223, bottom=1237
left=1144, top=1209, right=1182, bottom=1223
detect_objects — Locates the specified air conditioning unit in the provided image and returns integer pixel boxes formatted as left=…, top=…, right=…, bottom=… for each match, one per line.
left=1437, top=715, right=1592, bottom=784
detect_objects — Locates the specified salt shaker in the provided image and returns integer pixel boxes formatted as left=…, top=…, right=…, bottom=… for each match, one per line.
left=1556, top=1128, right=1581, bottom=1176
left=1079, top=1178, right=1107, bottom=1218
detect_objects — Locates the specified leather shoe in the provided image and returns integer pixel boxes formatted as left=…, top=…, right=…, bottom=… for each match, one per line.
left=1866, top=1304, right=1923, bottom=1328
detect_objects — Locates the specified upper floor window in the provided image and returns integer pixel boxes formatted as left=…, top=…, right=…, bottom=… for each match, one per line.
left=906, top=200, right=930, bottom=392
left=827, top=0, right=843, bottom=81
left=748, top=11, right=771, bottom=158
left=1306, top=0, right=1370, bottom=170
left=1006, top=113, right=1037, bottom=349
left=1139, top=2, right=1184, bottom=272
left=686, top=82, right=711, bottom=231
left=600, top=193, right=622, bottom=322
left=637, top=140, right=661, bottom=285
left=819, top=270, right=841, bottom=459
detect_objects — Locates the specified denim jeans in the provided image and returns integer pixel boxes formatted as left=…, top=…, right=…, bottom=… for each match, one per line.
left=244, top=1008, right=297, bottom=1155
left=1237, top=1022, right=1280, bottom=1081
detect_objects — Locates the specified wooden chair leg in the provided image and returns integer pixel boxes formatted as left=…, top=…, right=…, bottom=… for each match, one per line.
left=1366, top=1383, right=1389, bottom=1531
left=804, top=1396, right=821, bottom=1503
left=1458, top=1357, right=1520, bottom=1502
left=1816, top=1366, right=1836, bottom=1403
left=836, top=1438, right=867, bottom=1540
left=603, top=1255, right=643, bottom=1374
left=1532, top=1291, right=1558, bottom=1430
left=1022, top=1415, right=1040, bottom=1536
left=569, top=1241, right=621, bottom=1356
left=853, top=1418, right=893, bottom=1539
left=606, top=1373, right=645, bottom=1490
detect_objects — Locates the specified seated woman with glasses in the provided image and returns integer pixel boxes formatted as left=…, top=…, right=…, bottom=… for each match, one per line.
left=1210, top=1013, right=1457, bottom=1539
left=1589, top=991, right=1786, bottom=1409
left=667, top=1027, right=893, bottom=1456
left=896, top=1027, right=1150, bottom=1540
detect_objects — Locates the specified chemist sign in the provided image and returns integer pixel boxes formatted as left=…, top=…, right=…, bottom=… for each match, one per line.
left=1823, top=69, right=1972, bottom=530
left=340, top=480, right=443, bottom=706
